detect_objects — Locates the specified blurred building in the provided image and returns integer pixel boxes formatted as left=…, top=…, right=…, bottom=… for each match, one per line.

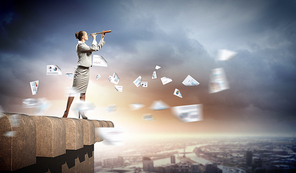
left=118, top=156, right=124, bottom=165
left=252, top=157, right=262, bottom=172
left=171, top=155, right=176, bottom=164
left=143, top=157, right=154, bottom=172
left=191, top=164, right=202, bottom=173
left=204, top=163, right=222, bottom=173
left=246, top=150, right=253, bottom=166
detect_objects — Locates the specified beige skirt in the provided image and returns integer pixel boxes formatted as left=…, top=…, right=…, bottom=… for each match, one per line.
left=72, top=66, right=90, bottom=93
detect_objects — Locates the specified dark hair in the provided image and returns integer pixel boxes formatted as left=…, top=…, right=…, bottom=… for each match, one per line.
left=75, top=31, right=85, bottom=41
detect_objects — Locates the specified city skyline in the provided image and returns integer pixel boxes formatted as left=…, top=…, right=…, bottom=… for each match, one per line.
left=1, top=0, right=296, bottom=137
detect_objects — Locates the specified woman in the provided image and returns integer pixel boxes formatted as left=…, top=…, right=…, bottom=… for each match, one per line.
left=63, top=31, right=105, bottom=119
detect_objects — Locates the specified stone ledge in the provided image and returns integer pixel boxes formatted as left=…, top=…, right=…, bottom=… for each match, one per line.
left=0, top=113, right=114, bottom=172
left=0, top=113, right=36, bottom=171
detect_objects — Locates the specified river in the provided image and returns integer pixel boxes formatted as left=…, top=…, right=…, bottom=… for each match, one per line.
left=124, top=144, right=245, bottom=173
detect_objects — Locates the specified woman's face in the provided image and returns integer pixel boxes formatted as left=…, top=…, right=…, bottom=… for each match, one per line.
left=82, top=31, right=88, bottom=41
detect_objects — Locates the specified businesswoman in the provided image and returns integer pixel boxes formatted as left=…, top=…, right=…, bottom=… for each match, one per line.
left=63, top=31, right=105, bottom=119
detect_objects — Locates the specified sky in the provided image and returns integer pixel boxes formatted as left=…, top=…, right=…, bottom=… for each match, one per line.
left=1, top=0, right=296, bottom=139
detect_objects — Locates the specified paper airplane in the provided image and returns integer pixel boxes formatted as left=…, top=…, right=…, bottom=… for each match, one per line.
left=3, top=131, right=16, bottom=137
left=108, top=73, right=119, bottom=84
left=93, top=55, right=107, bottom=67
left=182, top=75, right=200, bottom=86
left=143, top=114, right=155, bottom=121
left=217, top=49, right=237, bottom=61
left=115, top=85, right=123, bottom=92
left=96, top=127, right=124, bottom=145
left=161, top=77, right=172, bottom=85
left=96, top=74, right=101, bottom=80
left=65, top=73, right=73, bottom=79
left=150, top=100, right=170, bottom=110
left=171, top=104, right=203, bottom=122
left=141, top=81, right=148, bottom=87
left=133, top=76, right=142, bottom=87
left=174, top=88, right=182, bottom=98
left=30, top=80, right=39, bottom=95
left=155, top=65, right=161, bottom=70
left=47, top=65, right=62, bottom=75
left=209, top=68, right=229, bottom=93
left=152, top=71, right=157, bottom=79
left=129, top=103, right=145, bottom=110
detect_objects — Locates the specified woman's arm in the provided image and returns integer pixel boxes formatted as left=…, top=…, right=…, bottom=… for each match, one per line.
left=77, top=34, right=105, bottom=52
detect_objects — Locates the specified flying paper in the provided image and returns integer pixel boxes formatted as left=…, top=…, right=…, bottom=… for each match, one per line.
left=155, top=65, right=161, bottom=70
left=182, top=75, right=200, bottom=86
left=96, top=74, right=101, bottom=80
left=65, top=73, right=73, bottom=79
left=141, top=81, right=148, bottom=87
left=171, top=104, right=203, bottom=122
left=47, top=65, right=62, bottom=75
left=109, top=73, right=119, bottom=83
left=161, top=77, right=172, bottom=85
left=143, top=114, right=155, bottom=121
left=96, top=127, right=124, bottom=145
left=30, top=80, right=39, bottom=95
left=209, top=68, right=229, bottom=93
left=115, top=85, right=123, bottom=92
left=152, top=71, right=157, bottom=79
left=174, top=88, right=182, bottom=98
left=129, top=103, right=145, bottom=110
left=149, top=100, right=170, bottom=110
left=133, top=76, right=142, bottom=87
left=93, top=55, right=107, bottom=67
left=217, top=49, right=237, bottom=61
left=108, top=73, right=119, bottom=84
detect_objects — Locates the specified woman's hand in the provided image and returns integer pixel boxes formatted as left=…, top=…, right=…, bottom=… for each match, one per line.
left=92, top=33, right=97, bottom=40
left=101, top=33, right=105, bottom=40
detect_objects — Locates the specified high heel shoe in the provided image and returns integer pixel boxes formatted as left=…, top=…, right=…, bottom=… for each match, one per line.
left=79, top=111, right=88, bottom=119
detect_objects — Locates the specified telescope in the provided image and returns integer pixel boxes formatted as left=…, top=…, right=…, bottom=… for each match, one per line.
left=89, top=30, right=111, bottom=36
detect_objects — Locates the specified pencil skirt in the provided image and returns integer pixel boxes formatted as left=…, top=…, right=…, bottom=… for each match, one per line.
left=72, top=66, right=90, bottom=94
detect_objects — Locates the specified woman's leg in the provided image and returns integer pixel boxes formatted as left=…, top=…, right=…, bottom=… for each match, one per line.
left=63, top=96, right=74, bottom=118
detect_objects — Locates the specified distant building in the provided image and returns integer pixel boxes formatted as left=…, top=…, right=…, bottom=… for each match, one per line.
left=95, top=161, right=102, bottom=167
left=143, top=157, right=154, bottom=172
left=103, top=158, right=114, bottom=168
left=118, top=156, right=124, bottom=165
left=180, top=165, right=190, bottom=173
left=113, top=158, right=118, bottom=165
left=171, top=155, right=176, bottom=164
left=252, top=157, right=262, bottom=172
left=246, top=150, right=253, bottom=166
left=204, top=163, right=222, bottom=173
left=191, top=164, right=202, bottom=173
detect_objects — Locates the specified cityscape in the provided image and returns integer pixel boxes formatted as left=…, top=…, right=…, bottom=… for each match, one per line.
left=94, top=136, right=296, bottom=173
